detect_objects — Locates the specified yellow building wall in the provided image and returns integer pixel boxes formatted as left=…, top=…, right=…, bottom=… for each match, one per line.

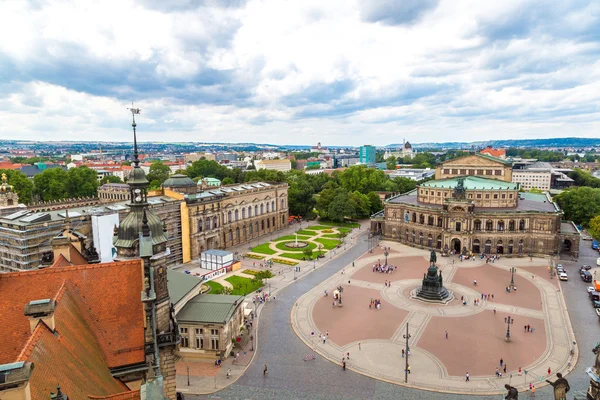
left=180, top=201, right=191, bottom=263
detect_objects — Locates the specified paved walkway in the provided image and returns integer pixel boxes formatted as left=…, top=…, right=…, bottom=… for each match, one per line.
left=292, top=242, right=577, bottom=395
left=176, top=220, right=371, bottom=396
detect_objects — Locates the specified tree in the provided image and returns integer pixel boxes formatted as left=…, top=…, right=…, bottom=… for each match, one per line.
left=327, top=191, right=355, bottom=222
left=222, top=177, right=235, bottom=185
left=173, top=169, right=188, bottom=175
left=386, top=156, right=397, bottom=170
left=66, top=166, right=99, bottom=197
left=303, top=247, right=314, bottom=260
left=146, top=161, right=171, bottom=189
left=288, top=177, right=316, bottom=217
left=348, top=191, right=371, bottom=218
left=367, top=191, right=384, bottom=214
left=100, top=175, right=123, bottom=185
left=589, top=216, right=600, bottom=239
left=0, top=169, right=33, bottom=204
left=338, top=165, right=386, bottom=194
left=556, top=187, right=600, bottom=227
left=33, top=168, right=69, bottom=201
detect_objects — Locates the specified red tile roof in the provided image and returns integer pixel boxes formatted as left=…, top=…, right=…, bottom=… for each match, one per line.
left=50, top=253, right=72, bottom=268
left=480, top=148, right=506, bottom=158
left=0, top=260, right=145, bottom=368
left=24, top=289, right=131, bottom=399
left=89, top=391, right=141, bottom=400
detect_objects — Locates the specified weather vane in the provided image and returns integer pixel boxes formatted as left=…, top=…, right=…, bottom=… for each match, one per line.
left=128, top=103, right=141, bottom=116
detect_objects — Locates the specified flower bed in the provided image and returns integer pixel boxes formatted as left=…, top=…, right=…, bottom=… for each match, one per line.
left=242, top=269, right=260, bottom=275
left=245, top=253, right=266, bottom=260
left=321, top=229, right=334, bottom=233
left=272, top=258, right=299, bottom=266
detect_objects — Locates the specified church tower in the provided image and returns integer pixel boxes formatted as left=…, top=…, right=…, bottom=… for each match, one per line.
left=113, top=108, right=178, bottom=400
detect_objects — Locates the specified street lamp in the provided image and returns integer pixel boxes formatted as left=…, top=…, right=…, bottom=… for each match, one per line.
left=384, top=247, right=389, bottom=265
left=187, top=366, right=190, bottom=386
left=505, top=315, right=514, bottom=342
left=313, top=258, right=316, bottom=269
left=403, top=324, right=411, bottom=383
left=509, top=267, right=516, bottom=289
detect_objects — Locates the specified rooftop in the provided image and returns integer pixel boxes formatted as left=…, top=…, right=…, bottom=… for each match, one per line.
left=177, top=294, right=244, bottom=324
left=202, top=249, right=232, bottom=257
left=421, top=176, right=518, bottom=190
left=167, top=269, right=203, bottom=306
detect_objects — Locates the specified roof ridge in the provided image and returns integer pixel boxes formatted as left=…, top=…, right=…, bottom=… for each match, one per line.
left=0, top=259, right=142, bottom=279
left=16, top=321, right=47, bottom=362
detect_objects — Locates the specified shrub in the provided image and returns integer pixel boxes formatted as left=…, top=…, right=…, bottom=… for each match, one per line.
left=272, top=258, right=299, bottom=266
left=321, top=229, right=334, bottom=233
left=245, top=253, right=266, bottom=260
left=242, top=269, right=260, bottom=275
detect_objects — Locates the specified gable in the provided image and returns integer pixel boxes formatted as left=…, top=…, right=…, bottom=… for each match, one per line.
left=441, top=154, right=507, bottom=168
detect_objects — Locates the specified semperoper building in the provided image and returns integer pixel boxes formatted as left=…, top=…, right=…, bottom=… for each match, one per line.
left=371, top=154, right=580, bottom=257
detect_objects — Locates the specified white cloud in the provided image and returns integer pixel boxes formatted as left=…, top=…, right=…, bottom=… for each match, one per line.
left=0, top=0, right=599, bottom=145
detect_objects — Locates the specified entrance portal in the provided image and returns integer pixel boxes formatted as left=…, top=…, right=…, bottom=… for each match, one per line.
left=451, top=239, right=461, bottom=254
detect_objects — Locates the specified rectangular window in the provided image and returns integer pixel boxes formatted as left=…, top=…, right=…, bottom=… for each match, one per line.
left=211, top=329, right=219, bottom=336
left=443, top=169, right=450, bottom=174
left=452, top=169, right=458, bottom=174
left=477, top=194, right=481, bottom=199
left=486, top=170, right=492, bottom=175
left=196, top=328, right=203, bottom=335
left=211, top=338, right=220, bottom=350
left=501, top=194, right=506, bottom=199
left=485, top=194, right=490, bottom=199
left=495, top=170, right=501, bottom=175
left=196, top=336, right=204, bottom=349
left=182, top=337, right=189, bottom=347
left=509, top=194, right=513, bottom=198
left=180, top=327, right=188, bottom=334
left=493, top=194, right=498, bottom=199
left=437, top=192, right=441, bottom=196
left=477, top=169, right=484, bottom=175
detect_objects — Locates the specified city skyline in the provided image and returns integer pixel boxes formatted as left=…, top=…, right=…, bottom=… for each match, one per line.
left=1, top=0, right=600, bottom=145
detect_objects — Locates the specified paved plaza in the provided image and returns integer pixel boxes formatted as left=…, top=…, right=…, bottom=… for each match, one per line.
left=292, top=241, right=576, bottom=395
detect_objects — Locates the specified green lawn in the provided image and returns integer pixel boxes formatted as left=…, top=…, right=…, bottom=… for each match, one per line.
left=322, top=233, right=342, bottom=239
left=304, top=225, right=330, bottom=231
left=337, top=227, right=352, bottom=233
left=250, top=243, right=277, bottom=255
left=205, top=280, right=225, bottom=294
left=295, top=229, right=319, bottom=236
left=273, top=234, right=311, bottom=242
left=314, top=237, right=342, bottom=250
left=274, top=240, right=317, bottom=252
left=279, top=251, right=326, bottom=261
left=225, top=276, right=263, bottom=295
left=320, top=221, right=360, bottom=228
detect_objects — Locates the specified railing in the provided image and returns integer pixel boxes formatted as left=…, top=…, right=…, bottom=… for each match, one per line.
left=157, top=332, right=180, bottom=348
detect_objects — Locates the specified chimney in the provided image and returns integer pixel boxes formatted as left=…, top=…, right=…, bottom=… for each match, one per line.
left=50, top=385, right=68, bottom=400
left=0, top=361, right=34, bottom=400
left=24, top=299, right=56, bottom=333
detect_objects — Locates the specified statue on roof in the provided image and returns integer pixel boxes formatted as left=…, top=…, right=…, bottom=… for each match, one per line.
left=453, top=178, right=466, bottom=200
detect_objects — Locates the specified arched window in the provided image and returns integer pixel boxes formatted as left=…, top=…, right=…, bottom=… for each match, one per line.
left=272, top=200, right=275, bottom=211
left=437, top=217, right=443, bottom=227
left=419, top=232, right=424, bottom=246
left=234, top=210, right=239, bottom=221
left=485, top=239, right=492, bottom=254
left=267, top=219, right=270, bottom=228
left=509, top=220, right=515, bottom=231
left=497, top=220, right=505, bottom=231
left=508, top=240, right=513, bottom=254
left=412, top=230, right=416, bottom=243
left=248, top=206, right=252, bottom=217
left=428, top=216, right=434, bottom=226
left=473, top=239, right=480, bottom=253
left=519, top=219, right=525, bottom=231
left=281, top=199, right=285, bottom=209
left=236, top=227, right=240, bottom=239
left=254, top=205, right=258, bottom=216
left=261, top=220, right=265, bottom=230
left=427, top=234, right=432, bottom=248
left=266, top=203, right=270, bottom=213
left=228, top=230, right=233, bottom=241
left=249, top=224, right=254, bottom=234
left=213, top=216, right=218, bottom=229
left=255, top=222, right=259, bottom=233
left=419, top=214, right=425, bottom=224
left=436, top=235, right=442, bottom=249
left=198, top=219, right=203, bottom=232
left=485, top=220, right=493, bottom=231
left=205, top=218, right=211, bottom=231
left=474, top=220, right=482, bottom=231
left=272, top=216, right=275, bottom=227
left=228, top=211, right=232, bottom=223
left=260, top=204, right=264, bottom=215
left=412, top=213, right=417, bottom=223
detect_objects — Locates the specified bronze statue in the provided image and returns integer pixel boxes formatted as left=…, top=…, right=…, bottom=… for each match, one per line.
left=504, top=384, right=518, bottom=399
left=430, top=249, right=437, bottom=265
left=546, top=372, right=570, bottom=400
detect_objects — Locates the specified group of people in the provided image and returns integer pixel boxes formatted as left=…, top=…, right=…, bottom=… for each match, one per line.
left=369, top=298, right=382, bottom=310
left=372, top=263, right=397, bottom=273
left=523, top=324, right=535, bottom=333
left=253, top=292, right=274, bottom=305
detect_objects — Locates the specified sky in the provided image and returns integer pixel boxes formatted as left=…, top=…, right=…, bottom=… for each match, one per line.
left=1, top=0, right=600, bottom=146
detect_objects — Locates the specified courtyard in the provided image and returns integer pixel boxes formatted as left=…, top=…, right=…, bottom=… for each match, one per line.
left=292, top=241, right=576, bottom=395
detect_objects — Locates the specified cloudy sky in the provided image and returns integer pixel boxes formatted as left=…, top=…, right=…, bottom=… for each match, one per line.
left=1, top=0, right=600, bottom=146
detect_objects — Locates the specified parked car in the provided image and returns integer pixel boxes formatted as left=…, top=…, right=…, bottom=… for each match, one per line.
left=597, top=257, right=600, bottom=266
left=559, top=272, right=568, bottom=281
left=557, top=266, right=565, bottom=273
left=593, top=300, right=600, bottom=309
left=588, top=287, right=596, bottom=293
left=582, top=270, right=593, bottom=282
left=581, top=265, right=592, bottom=271
left=590, top=291, right=600, bottom=302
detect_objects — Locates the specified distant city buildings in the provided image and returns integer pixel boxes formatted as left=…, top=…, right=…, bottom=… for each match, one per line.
left=511, top=160, right=573, bottom=191
left=359, top=145, right=376, bottom=164
left=254, top=158, right=292, bottom=172
left=389, top=168, right=435, bottom=181
left=480, top=146, right=506, bottom=159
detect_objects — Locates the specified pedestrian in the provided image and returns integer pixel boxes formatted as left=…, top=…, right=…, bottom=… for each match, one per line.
left=326, top=330, right=329, bottom=337
left=504, top=317, right=507, bottom=323
left=359, top=342, right=361, bottom=350
left=342, top=361, right=346, bottom=370
left=226, top=368, right=231, bottom=379
left=531, top=326, right=535, bottom=333
left=347, top=352, right=350, bottom=359
left=494, top=307, right=497, bottom=314
left=531, top=385, right=536, bottom=394
left=524, top=325, right=527, bottom=332
left=407, top=364, right=411, bottom=374
left=548, top=367, right=551, bottom=375
left=504, top=364, right=507, bottom=373
left=466, top=372, right=470, bottom=382
left=500, top=358, right=503, bottom=367
left=527, top=324, right=530, bottom=332
left=445, top=330, right=448, bottom=339
left=264, top=364, right=268, bottom=376
left=402, top=349, right=405, bottom=358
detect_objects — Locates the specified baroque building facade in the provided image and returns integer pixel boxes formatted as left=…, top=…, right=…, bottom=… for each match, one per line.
left=371, top=154, right=580, bottom=257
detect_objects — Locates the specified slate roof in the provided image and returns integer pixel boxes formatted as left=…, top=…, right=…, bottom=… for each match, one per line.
left=20, top=164, right=65, bottom=177
left=177, top=294, right=244, bottom=324
left=421, top=176, right=518, bottom=190
left=167, top=269, right=203, bottom=306
left=0, top=260, right=145, bottom=368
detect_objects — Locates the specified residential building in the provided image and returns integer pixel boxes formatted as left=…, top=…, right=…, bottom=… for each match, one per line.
left=389, top=168, right=435, bottom=181
left=254, top=159, right=292, bottom=172
left=511, top=161, right=574, bottom=191
left=359, top=145, right=376, bottom=164
left=480, top=146, right=506, bottom=159
left=371, top=154, right=580, bottom=258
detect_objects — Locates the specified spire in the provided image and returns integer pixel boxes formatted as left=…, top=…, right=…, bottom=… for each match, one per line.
left=128, top=105, right=141, bottom=167
left=142, top=208, right=150, bottom=237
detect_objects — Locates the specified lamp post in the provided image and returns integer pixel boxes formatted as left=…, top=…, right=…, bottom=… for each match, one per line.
left=294, top=266, right=297, bottom=280
left=313, top=258, right=316, bottom=269
left=509, top=267, right=516, bottom=289
left=187, top=366, right=190, bottom=386
left=384, top=247, right=389, bottom=265
left=505, top=315, right=514, bottom=342
left=403, top=323, right=411, bottom=383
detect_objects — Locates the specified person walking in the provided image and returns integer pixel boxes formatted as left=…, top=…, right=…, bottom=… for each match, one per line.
left=465, top=372, right=470, bottom=382
left=445, top=330, right=448, bottom=339
left=342, top=361, right=346, bottom=370
left=263, top=364, right=268, bottom=376
left=504, top=364, right=507, bottom=374
left=359, top=342, right=361, bottom=350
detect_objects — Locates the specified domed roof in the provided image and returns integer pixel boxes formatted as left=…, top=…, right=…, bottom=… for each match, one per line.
left=404, top=141, right=412, bottom=149
left=163, top=174, right=195, bottom=188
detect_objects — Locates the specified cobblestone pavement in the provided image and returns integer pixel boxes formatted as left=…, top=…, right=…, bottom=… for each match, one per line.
left=188, top=233, right=600, bottom=399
